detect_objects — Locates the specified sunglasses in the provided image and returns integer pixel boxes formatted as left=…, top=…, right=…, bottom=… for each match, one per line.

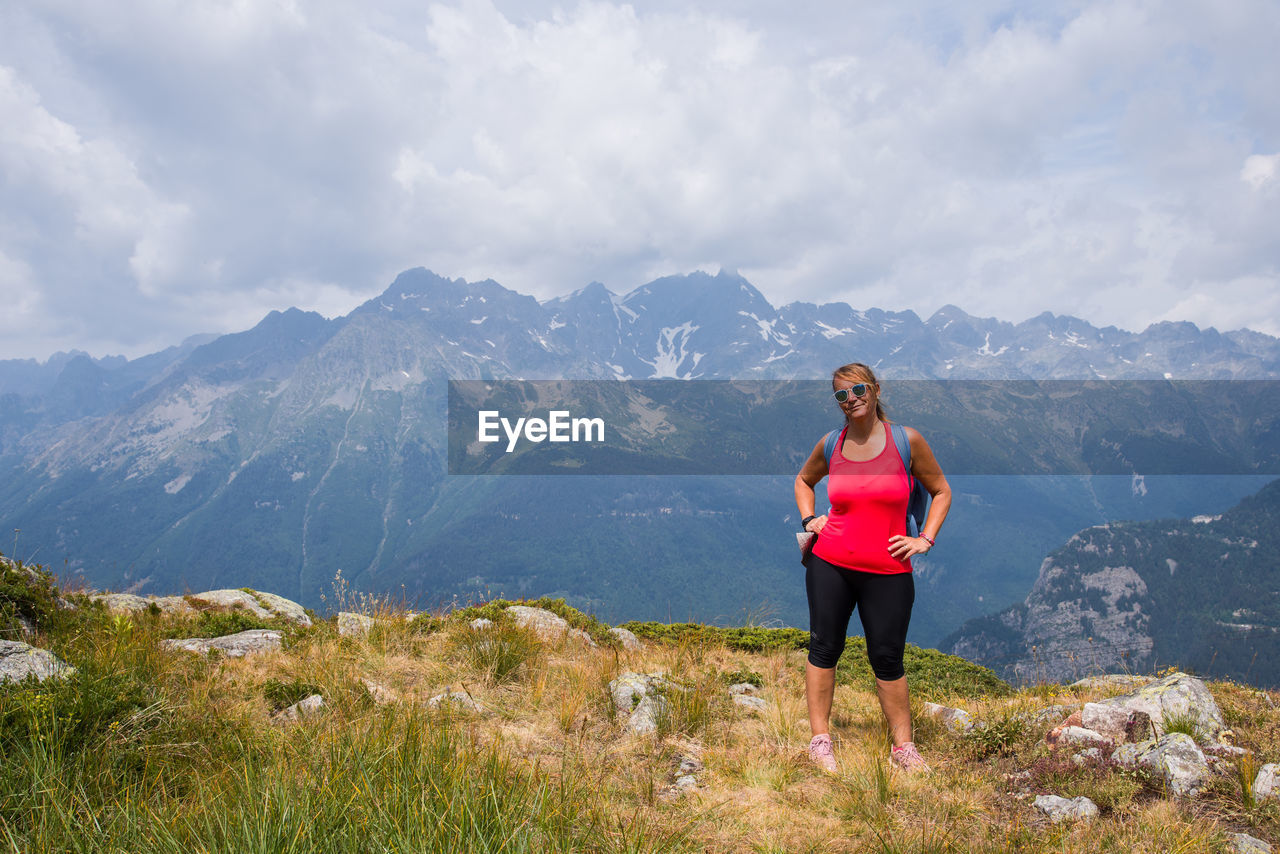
left=832, top=383, right=869, bottom=403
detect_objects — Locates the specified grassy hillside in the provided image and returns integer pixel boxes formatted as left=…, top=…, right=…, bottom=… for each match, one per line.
left=3, top=559, right=1280, bottom=852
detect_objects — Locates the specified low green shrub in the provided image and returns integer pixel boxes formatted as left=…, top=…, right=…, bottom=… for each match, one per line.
left=721, top=668, right=764, bottom=688
left=0, top=556, right=62, bottom=638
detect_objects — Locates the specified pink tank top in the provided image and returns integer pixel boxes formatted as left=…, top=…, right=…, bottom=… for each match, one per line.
left=811, top=422, right=913, bottom=574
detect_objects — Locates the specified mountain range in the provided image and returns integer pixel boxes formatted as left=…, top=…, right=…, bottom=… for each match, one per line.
left=943, top=478, right=1280, bottom=688
left=2, top=268, right=1277, bottom=648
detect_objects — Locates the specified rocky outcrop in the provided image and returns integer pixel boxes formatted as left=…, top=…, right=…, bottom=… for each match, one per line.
left=162, top=629, right=283, bottom=658
left=945, top=484, right=1280, bottom=688
left=92, top=588, right=311, bottom=627
left=1096, top=672, right=1225, bottom=741
left=1113, top=733, right=1211, bottom=797
left=507, top=605, right=596, bottom=647
left=0, top=640, right=75, bottom=684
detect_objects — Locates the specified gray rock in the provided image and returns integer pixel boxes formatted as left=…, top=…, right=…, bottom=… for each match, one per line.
left=1054, top=725, right=1112, bottom=749
left=1082, top=701, right=1152, bottom=743
left=276, top=694, right=325, bottom=722
left=0, top=640, right=75, bottom=684
left=609, top=626, right=642, bottom=650
left=507, top=605, right=570, bottom=639
left=627, top=693, right=669, bottom=735
left=1096, top=671, right=1224, bottom=741
left=469, top=618, right=494, bottom=630
left=162, top=629, right=283, bottom=658
left=1117, top=733, right=1211, bottom=797
left=674, top=774, right=698, bottom=790
left=923, top=701, right=975, bottom=733
left=1254, top=763, right=1280, bottom=802
left=90, top=593, right=151, bottom=612
left=189, top=589, right=275, bottom=619
left=1231, top=832, right=1274, bottom=854
left=728, top=682, right=760, bottom=696
left=1070, top=674, right=1153, bottom=692
left=609, top=671, right=670, bottom=712
left=427, top=687, right=483, bottom=714
left=732, top=694, right=767, bottom=712
left=1033, top=794, right=1098, bottom=822
left=250, top=591, right=312, bottom=627
left=337, top=612, right=376, bottom=637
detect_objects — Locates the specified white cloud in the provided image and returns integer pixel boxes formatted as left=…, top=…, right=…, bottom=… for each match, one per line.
left=0, top=0, right=1276, bottom=359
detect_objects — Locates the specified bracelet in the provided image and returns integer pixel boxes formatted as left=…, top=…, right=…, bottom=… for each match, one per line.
left=801, top=515, right=817, bottom=530
left=920, top=534, right=935, bottom=547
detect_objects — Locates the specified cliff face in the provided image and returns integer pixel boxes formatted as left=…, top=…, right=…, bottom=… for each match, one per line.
left=944, top=479, right=1280, bottom=688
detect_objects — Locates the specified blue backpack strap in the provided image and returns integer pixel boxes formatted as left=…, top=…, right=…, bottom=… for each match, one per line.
left=822, top=427, right=843, bottom=467
left=890, top=423, right=929, bottom=537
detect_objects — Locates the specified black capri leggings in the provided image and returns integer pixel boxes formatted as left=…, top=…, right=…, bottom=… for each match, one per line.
left=804, top=552, right=914, bottom=679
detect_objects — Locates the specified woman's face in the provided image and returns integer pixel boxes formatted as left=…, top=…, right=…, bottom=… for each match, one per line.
left=833, top=372, right=877, bottom=418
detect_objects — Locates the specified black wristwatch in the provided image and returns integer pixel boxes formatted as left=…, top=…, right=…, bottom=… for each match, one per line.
left=801, top=515, right=817, bottom=531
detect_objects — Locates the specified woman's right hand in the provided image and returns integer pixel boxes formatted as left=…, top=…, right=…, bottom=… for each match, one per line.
left=804, top=514, right=829, bottom=534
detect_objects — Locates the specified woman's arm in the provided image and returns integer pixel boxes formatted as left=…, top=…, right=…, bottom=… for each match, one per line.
left=794, top=439, right=830, bottom=533
left=887, top=427, right=951, bottom=560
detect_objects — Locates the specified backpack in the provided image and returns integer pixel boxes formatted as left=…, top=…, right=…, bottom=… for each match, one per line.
left=822, top=423, right=930, bottom=537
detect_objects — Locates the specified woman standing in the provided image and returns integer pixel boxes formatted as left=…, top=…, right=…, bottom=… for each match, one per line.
left=794, top=362, right=951, bottom=773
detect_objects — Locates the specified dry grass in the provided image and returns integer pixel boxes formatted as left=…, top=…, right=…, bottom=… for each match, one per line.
left=5, top=596, right=1280, bottom=853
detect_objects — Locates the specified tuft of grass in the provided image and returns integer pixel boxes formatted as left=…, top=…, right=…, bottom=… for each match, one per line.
left=963, top=709, right=1032, bottom=760
left=451, top=621, right=544, bottom=684
left=262, top=677, right=323, bottom=713
left=1159, top=709, right=1201, bottom=739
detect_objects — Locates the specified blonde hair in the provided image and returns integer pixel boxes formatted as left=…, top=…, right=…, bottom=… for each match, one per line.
left=832, top=362, right=887, bottom=421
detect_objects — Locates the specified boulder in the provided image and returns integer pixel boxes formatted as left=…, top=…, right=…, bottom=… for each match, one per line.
left=337, top=612, right=376, bottom=637
left=162, top=629, right=283, bottom=658
left=1033, top=794, right=1098, bottom=822
left=1095, top=672, right=1224, bottom=741
left=1254, top=763, right=1280, bottom=802
left=729, top=683, right=760, bottom=696
left=250, top=592, right=312, bottom=627
left=1113, top=733, right=1210, bottom=797
left=609, top=627, right=642, bottom=650
left=627, top=694, right=669, bottom=735
left=1231, top=833, right=1274, bottom=854
left=188, top=589, right=275, bottom=619
left=469, top=618, right=494, bottom=630
left=732, top=694, right=767, bottom=713
left=610, top=672, right=670, bottom=713
left=1081, top=702, right=1152, bottom=743
left=506, top=606, right=597, bottom=646
left=0, top=640, right=75, bottom=684
left=275, top=694, right=325, bottom=723
left=1048, top=726, right=1112, bottom=750
left=1070, top=674, right=1153, bottom=692
left=923, top=701, right=975, bottom=733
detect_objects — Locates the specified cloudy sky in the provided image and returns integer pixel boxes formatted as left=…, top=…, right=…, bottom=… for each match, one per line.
left=1, top=0, right=1277, bottom=360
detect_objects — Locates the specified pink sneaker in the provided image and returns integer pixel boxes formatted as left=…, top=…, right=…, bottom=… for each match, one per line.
left=890, top=741, right=930, bottom=773
left=809, top=734, right=838, bottom=773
